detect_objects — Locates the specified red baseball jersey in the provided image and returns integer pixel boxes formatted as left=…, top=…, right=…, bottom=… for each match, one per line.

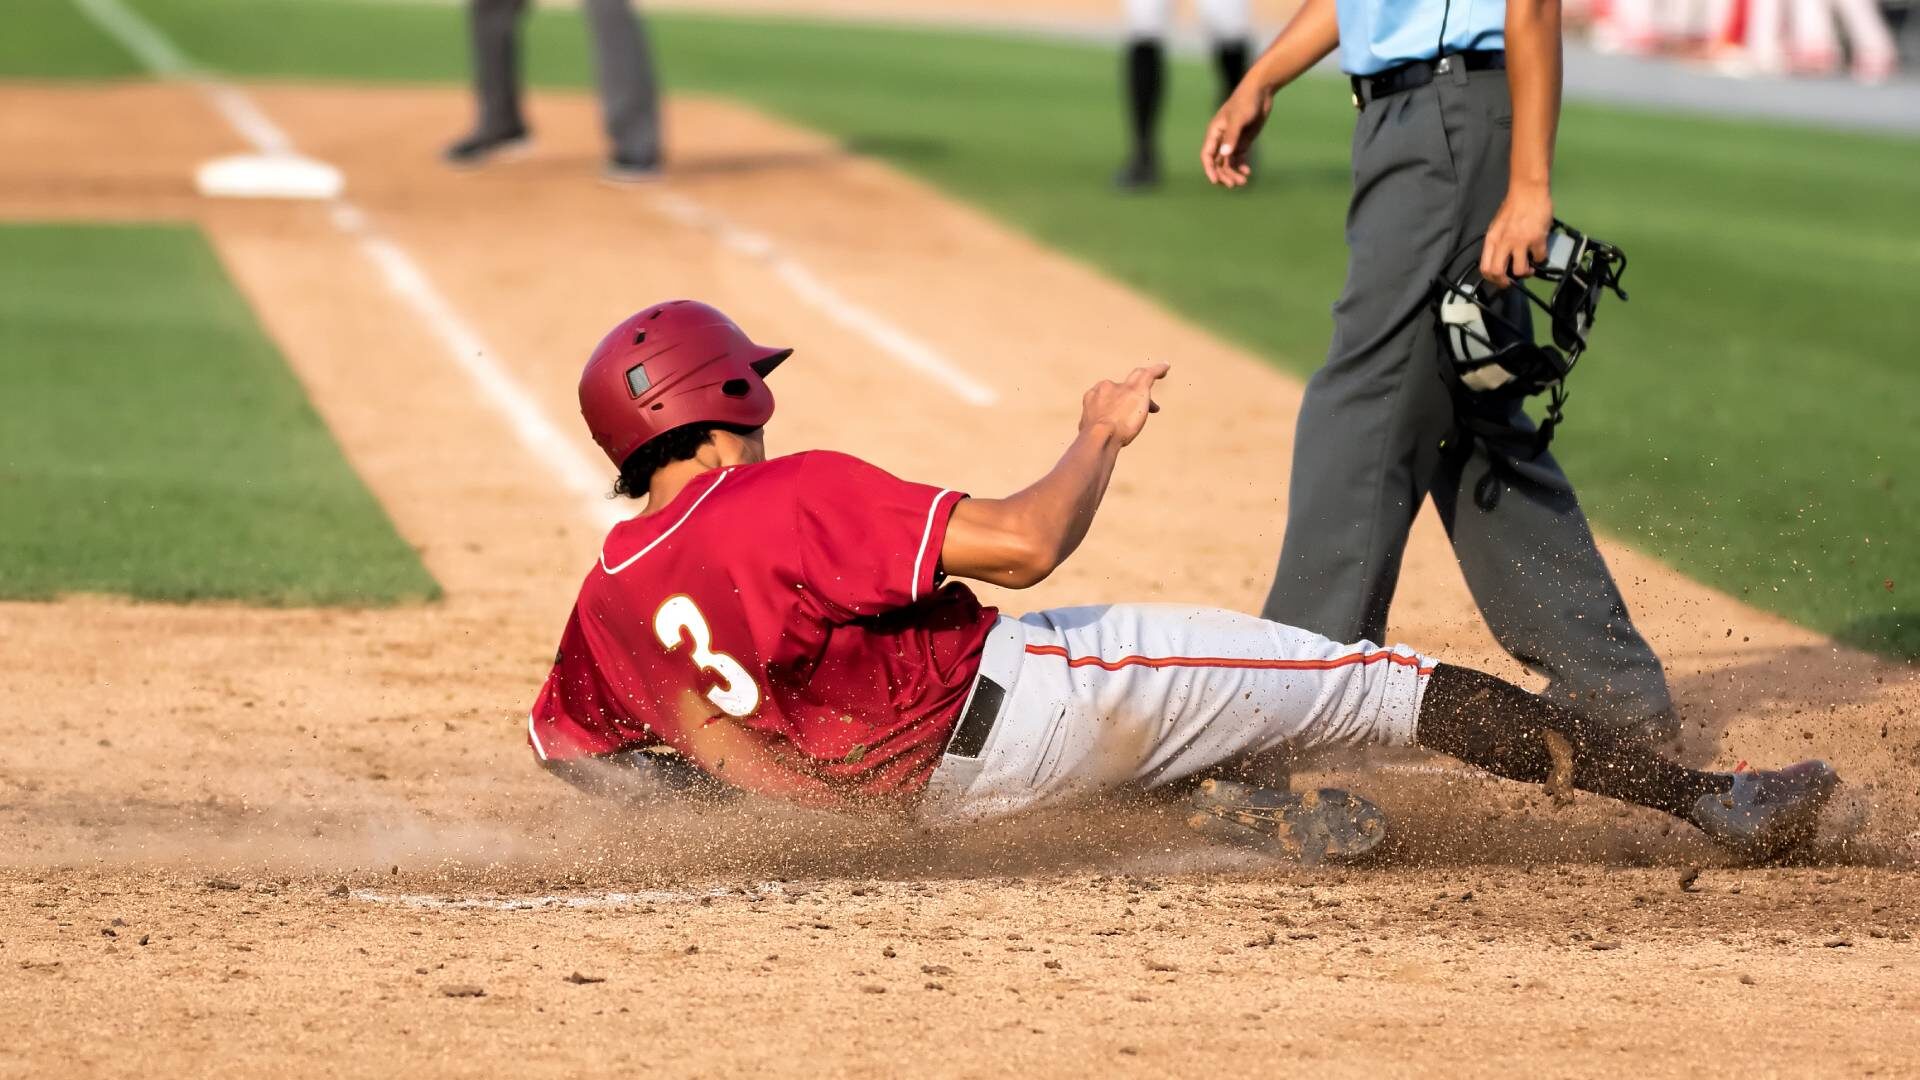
left=528, top=451, right=996, bottom=802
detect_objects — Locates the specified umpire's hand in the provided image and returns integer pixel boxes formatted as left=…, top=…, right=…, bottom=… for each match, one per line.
left=1481, top=184, right=1555, bottom=288
left=1201, top=86, right=1274, bottom=188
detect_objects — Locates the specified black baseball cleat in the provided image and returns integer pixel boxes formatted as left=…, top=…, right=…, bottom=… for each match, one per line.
left=1689, top=760, right=1839, bottom=862
left=443, top=127, right=531, bottom=168
left=1113, top=154, right=1160, bottom=191
left=1186, top=779, right=1388, bottom=865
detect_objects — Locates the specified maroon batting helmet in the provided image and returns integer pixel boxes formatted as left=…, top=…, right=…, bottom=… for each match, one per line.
left=578, top=300, right=791, bottom=467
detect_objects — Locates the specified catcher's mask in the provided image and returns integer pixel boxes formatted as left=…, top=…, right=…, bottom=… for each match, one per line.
left=1432, top=222, right=1629, bottom=509
left=1435, top=221, right=1628, bottom=400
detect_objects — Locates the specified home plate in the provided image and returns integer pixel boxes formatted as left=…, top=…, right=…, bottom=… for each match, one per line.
left=196, top=153, right=343, bottom=200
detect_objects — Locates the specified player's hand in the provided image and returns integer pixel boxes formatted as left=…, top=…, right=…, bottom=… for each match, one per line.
left=1081, top=363, right=1169, bottom=447
left=1201, top=86, right=1273, bottom=188
left=1481, top=183, right=1553, bottom=287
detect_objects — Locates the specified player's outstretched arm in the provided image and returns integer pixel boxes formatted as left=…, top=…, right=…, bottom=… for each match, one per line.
left=941, top=364, right=1168, bottom=589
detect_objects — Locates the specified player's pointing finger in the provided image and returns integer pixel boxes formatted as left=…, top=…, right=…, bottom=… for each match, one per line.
left=1128, top=362, right=1171, bottom=386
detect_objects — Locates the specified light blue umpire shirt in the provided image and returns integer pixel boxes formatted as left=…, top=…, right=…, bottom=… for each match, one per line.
left=1338, top=0, right=1507, bottom=75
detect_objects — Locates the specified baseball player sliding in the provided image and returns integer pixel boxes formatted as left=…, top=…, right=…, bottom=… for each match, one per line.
left=528, top=300, right=1836, bottom=862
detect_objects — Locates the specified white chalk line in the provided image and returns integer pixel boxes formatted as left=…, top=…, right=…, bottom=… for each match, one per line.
left=327, top=203, right=622, bottom=528
left=641, top=193, right=999, bottom=407
left=70, top=0, right=187, bottom=75
left=352, top=882, right=788, bottom=910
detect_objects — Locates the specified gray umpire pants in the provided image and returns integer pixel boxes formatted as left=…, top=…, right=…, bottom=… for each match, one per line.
left=1262, top=60, right=1674, bottom=738
left=466, top=0, right=661, bottom=163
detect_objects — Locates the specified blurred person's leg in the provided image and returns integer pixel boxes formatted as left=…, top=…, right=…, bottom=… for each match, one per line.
left=584, top=0, right=663, bottom=173
left=1787, top=0, right=1842, bottom=70
left=1660, top=0, right=1707, bottom=47
left=1743, top=0, right=1788, bottom=70
left=1116, top=0, right=1172, bottom=188
left=1829, top=0, right=1900, bottom=77
left=1705, top=0, right=1747, bottom=62
left=471, top=0, right=528, bottom=138
left=1198, top=0, right=1253, bottom=98
left=1688, top=0, right=1737, bottom=50
left=446, top=0, right=532, bottom=164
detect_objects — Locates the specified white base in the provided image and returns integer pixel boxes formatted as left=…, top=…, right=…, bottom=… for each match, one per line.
left=195, top=153, right=344, bottom=200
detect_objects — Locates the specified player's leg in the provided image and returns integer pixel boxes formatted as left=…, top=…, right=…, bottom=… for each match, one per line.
left=924, top=604, right=1431, bottom=823
left=1418, top=664, right=1837, bottom=860
left=582, top=0, right=663, bottom=176
left=1828, top=0, right=1899, bottom=79
left=1116, top=0, right=1172, bottom=188
left=446, top=0, right=533, bottom=165
left=924, top=605, right=1835, bottom=860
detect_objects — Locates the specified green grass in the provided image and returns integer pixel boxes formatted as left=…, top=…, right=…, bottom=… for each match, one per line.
left=0, top=223, right=439, bottom=605
left=2, top=0, right=145, bottom=78
left=11, top=0, right=1915, bottom=655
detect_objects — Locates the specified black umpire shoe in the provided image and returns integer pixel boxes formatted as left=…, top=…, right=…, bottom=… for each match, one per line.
left=1186, top=779, right=1388, bottom=865
left=1689, top=760, right=1838, bottom=862
left=604, top=153, right=664, bottom=184
left=442, top=127, right=531, bottom=168
left=1113, top=152, right=1160, bottom=191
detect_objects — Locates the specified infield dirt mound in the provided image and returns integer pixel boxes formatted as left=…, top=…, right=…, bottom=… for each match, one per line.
left=1, top=79, right=1917, bottom=1077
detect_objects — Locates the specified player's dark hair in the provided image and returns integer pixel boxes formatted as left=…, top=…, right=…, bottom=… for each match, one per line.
left=612, top=422, right=758, bottom=498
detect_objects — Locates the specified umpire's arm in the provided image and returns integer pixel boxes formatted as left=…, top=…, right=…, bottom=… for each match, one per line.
left=1481, top=0, right=1564, bottom=287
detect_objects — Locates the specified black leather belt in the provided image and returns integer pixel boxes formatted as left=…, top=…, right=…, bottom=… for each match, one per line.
left=1350, top=50, right=1506, bottom=108
left=944, top=673, right=1005, bottom=760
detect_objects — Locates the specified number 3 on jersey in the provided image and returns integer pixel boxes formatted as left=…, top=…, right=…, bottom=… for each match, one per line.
left=653, top=594, right=761, bottom=718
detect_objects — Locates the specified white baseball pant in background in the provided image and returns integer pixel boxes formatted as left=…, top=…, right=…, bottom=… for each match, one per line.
left=1124, top=0, right=1252, bottom=40
left=923, top=605, right=1433, bottom=822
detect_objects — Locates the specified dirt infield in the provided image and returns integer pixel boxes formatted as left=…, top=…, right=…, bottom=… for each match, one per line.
left=3, top=79, right=1918, bottom=1076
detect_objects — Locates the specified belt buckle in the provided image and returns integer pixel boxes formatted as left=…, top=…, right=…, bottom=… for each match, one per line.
left=1436, top=56, right=1453, bottom=75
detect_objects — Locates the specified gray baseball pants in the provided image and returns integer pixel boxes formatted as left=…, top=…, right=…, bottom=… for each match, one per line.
left=1262, top=60, right=1674, bottom=737
left=465, top=0, right=661, bottom=163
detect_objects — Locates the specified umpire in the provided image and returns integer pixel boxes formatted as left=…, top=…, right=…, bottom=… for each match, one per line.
left=1201, top=0, right=1676, bottom=742
left=445, top=0, right=662, bottom=180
